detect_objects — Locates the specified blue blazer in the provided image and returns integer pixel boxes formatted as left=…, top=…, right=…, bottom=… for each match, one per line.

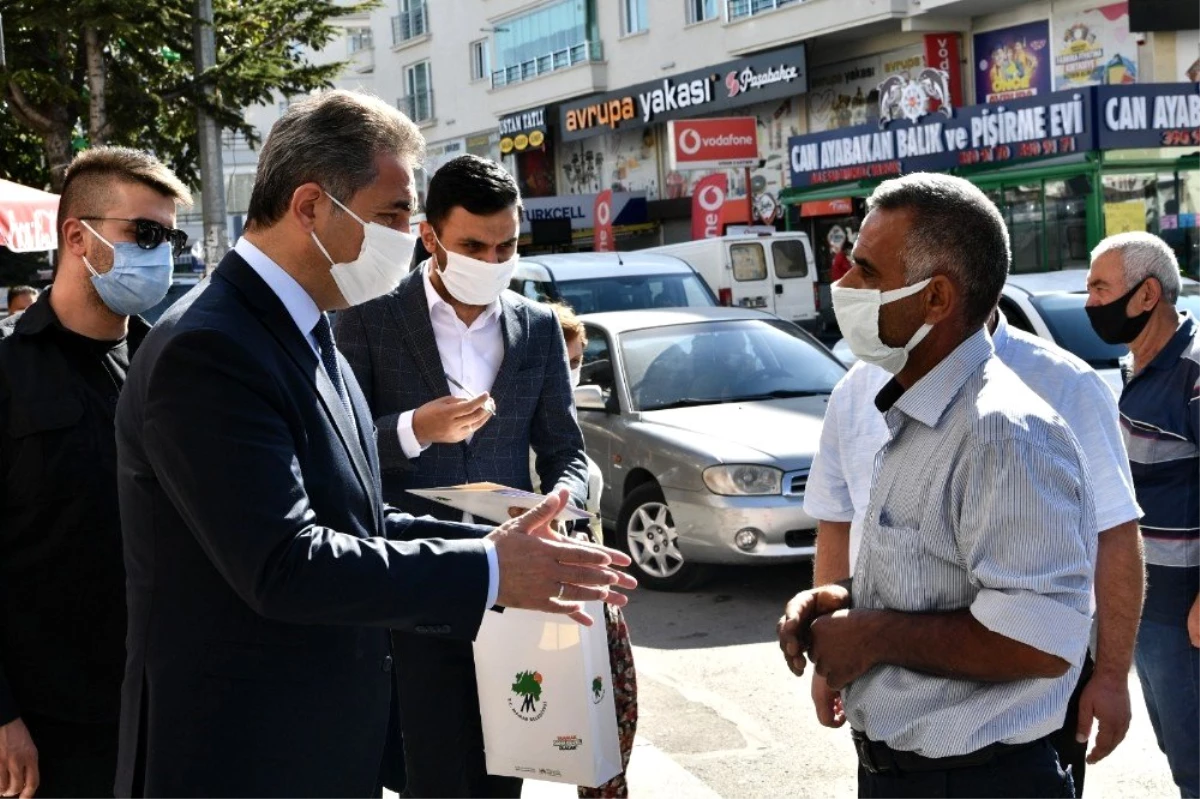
left=334, top=266, right=588, bottom=519
left=114, top=252, right=490, bottom=797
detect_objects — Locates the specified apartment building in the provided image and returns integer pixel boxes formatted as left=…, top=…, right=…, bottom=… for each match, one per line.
left=224, top=0, right=1197, bottom=273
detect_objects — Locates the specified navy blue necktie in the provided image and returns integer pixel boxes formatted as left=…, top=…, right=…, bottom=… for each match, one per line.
left=312, top=313, right=354, bottom=421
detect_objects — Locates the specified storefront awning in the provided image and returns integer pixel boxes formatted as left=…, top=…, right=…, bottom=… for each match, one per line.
left=0, top=179, right=59, bottom=253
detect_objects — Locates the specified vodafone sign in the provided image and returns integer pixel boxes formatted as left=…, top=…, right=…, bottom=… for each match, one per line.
left=669, top=117, right=759, bottom=170
left=691, top=173, right=729, bottom=240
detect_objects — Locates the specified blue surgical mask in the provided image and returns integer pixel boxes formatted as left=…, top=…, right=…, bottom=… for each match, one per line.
left=80, top=220, right=174, bottom=316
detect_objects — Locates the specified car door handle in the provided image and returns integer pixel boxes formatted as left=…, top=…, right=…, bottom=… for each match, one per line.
left=775, top=284, right=784, bottom=295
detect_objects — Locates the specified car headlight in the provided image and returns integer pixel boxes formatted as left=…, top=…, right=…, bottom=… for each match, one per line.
left=702, top=465, right=783, bottom=496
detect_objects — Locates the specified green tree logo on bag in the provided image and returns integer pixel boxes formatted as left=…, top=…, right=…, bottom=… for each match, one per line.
left=509, top=670, right=548, bottom=721
left=591, top=676, right=605, bottom=704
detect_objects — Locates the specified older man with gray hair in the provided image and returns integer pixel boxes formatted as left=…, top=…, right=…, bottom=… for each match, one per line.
left=778, top=173, right=1094, bottom=797
left=1086, top=231, right=1199, bottom=798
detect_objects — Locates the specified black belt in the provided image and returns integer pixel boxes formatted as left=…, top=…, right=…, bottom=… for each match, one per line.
left=852, top=730, right=1044, bottom=775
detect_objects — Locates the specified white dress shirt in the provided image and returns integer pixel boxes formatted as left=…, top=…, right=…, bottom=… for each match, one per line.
left=235, top=240, right=500, bottom=610
left=397, top=259, right=505, bottom=457
left=804, top=311, right=1142, bottom=574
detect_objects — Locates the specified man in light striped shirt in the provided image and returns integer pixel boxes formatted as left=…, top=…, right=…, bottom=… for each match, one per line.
left=778, top=174, right=1095, bottom=798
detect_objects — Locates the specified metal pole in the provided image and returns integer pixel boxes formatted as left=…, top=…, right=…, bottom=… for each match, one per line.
left=0, top=12, right=8, bottom=69
left=745, top=167, right=754, bottom=226
left=194, top=0, right=228, bottom=273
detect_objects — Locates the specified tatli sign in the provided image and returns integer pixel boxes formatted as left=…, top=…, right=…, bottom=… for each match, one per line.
left=668, top=117, right=760, bottom=170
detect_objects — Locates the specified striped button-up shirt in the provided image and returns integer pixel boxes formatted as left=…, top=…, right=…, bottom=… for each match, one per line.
left=842, top=329, right=1096, bottom=758
left=1118, top=312, right=1199, bottom=623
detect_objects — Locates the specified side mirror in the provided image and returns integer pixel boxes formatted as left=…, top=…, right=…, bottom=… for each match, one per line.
left=574, top=384, right=608, bottom=411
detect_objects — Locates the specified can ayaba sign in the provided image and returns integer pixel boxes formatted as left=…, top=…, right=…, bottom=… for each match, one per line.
left=559, top=44, right=807, bottom=142
left=499, top=106, right=548, bottom=154
left=788, top=87, right=1096, bottom=189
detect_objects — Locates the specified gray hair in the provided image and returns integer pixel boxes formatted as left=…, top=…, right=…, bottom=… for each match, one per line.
left=246, top=89, right=425, bottom=228
left=1090, top=231, right=1181, bottom=304
left=866, top=173, right=1011, bottom=329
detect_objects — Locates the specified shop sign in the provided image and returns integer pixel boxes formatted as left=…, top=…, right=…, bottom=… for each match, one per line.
left=594, top=189, right=614, bottom=252
left=788, top=87, right=1095, bottom=189
left=1052, top=3, right=1138, bottom=90
left=974, top=21, right=1052, bottom=104
left=668, top=117, right=759, bottom=170
left=1096, top=83, right=1200, bottom=148
left=519, top=192, right=648, bottom=233
left=924, top=34, right=964, bottom=107
left=801, top=198, right=854, bottom=217
left=498, top=106, right=548, bottom=154
left=691, top=174, right=728, bottom=240
left=559, top=44, right=806, bottom=142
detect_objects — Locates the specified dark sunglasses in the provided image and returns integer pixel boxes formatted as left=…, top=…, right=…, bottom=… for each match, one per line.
left=81, top=217, right=189, bottom=256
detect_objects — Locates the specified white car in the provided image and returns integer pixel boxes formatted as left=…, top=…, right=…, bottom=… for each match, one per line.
left=832, top=269, right=1200, bottom=396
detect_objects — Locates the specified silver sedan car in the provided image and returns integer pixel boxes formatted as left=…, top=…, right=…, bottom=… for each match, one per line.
left=574, top=307, right=846, bottom=590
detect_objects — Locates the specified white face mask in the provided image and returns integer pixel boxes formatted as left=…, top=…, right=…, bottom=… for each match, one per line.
left=312, top=192, right=418, bottom=307
left=429, top=232, right=518, bottom=306
left=831, top=278, right=934, bottom=374
left=570, top=366, right=582, bottom=389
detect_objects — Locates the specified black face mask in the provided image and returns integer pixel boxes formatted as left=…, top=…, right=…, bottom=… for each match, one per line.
left=1085, top=277, right=1154, bottom=345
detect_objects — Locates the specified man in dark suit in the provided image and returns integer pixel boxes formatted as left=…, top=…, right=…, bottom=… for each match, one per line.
left=335, top=154, right=588, bottom=797
left=114, top=90, right=633, bottom=798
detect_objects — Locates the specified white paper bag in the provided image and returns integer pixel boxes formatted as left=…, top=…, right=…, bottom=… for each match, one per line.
left=473, top=603, right=622, bottom=788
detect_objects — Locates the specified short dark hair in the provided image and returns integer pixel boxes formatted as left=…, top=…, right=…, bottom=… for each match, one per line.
left=425, top=155, right=522, bottom=232
left=246, top=90, right=424, bottom=229
left=867, top=173, right=1010, bottom=329
left=7, top=286, right=37, bottom=305
left=58, top=147, right=192, bottom=239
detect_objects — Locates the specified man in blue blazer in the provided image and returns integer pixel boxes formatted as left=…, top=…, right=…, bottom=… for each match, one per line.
left=114, top=91, right=633, bottom=798
left=335, top=155, right=589, bottom=797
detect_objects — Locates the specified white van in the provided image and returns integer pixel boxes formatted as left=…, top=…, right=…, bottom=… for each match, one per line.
left=644, top=232, right=820, bottom=329
left=509, top=252, right=717, bottom=314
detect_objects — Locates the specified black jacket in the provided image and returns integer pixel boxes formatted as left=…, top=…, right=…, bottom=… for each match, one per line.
left=115, top=251, right=492, bottom=797
left=0, top=291, right=147, bottom=727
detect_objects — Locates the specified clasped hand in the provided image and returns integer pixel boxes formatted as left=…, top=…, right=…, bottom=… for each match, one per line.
left=488, top=489, right=636, bottom=626
left=776, top=585, right=880, bottom=690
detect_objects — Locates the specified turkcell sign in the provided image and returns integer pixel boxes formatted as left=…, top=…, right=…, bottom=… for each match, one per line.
left=789, top=88, right=1095, bottom=188
left=669, top=117, right=759, bottom=170
left=1095, top=83, right=1200, bottom=149
left=520, top=192, right=648, bottom=233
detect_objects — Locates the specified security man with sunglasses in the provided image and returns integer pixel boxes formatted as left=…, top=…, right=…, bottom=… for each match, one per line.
left=0, top=147, right=191, bottom=799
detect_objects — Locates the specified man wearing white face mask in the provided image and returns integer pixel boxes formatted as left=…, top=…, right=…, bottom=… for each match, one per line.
left=336, top=154, right=589, bottom=798
left=114, top=92, right=633, bottom=798
left=776, top=173, right=1096, bottom=798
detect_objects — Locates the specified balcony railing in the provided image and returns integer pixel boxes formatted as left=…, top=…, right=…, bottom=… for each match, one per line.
left=400, top=90, right=434, bottom=123
left=727, top=0, right=801, bottom=20
left=490, top=39, right=603, bottom=88
left=391, top=3, right=428, bottom=45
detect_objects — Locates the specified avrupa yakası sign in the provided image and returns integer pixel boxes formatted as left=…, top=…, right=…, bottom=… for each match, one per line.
left=559, top=44, right=806, bottom=142
left=789, top=88, right=1094, bottom=188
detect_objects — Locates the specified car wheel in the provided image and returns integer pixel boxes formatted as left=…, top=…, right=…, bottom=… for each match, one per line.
left=617, top=483, right=710, bottom=592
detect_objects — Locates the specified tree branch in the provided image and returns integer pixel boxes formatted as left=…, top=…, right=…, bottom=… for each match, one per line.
left=4, top=80, right=55, bottom=134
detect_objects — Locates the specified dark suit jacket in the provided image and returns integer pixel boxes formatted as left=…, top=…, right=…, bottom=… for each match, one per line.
left=334, top=266, right=588, bottom=515
left=333, top=266, right=588, bottom=796
left=114, top=251, right=491, bottom=798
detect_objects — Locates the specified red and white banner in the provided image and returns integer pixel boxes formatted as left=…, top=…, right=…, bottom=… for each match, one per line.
left=669, top=117, right=759, bottom=171
left=923, top=33, right=963, bottom=108
left=691, top=173, right=728, bottom=241
left=0, top=179, right=59, bottom=253
left=593, top=189, right=613, bottom=252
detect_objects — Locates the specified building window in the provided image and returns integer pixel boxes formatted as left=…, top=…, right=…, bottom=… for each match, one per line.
left=392, top=0, right=428, bottom=45
left=347, top=26, right=373, bottom=54
left=470, top=39, right=489, bottom=82
left=403, top=61, right=433, bottom=122
left=492, top=0, right=602, bottom=87
left=686, top=0, right=718, bottom=23
left=623, top=0, right=648, bottom=34
left=728, top=0, right=799, bottom=20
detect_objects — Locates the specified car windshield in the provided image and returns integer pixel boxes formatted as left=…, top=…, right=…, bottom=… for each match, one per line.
left=1030, top=287, right=1200, bottom=368
left=557, top=273, right=716, bottom=314
left=619, top=319, right=845, bottom=412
